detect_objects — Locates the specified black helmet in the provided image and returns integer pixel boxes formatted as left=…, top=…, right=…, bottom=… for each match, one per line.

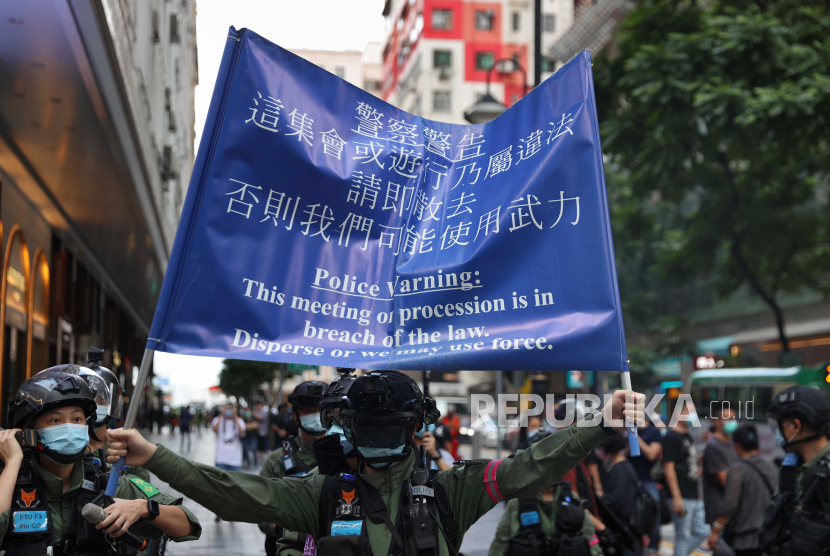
left=288, top=381, right=326, bottom=410
left=9, top=368, right=97, bottom=464
left=340, top=371, right=440, bottom=466
left=320, top=368, right=358, bottom=429
left=86, top=347, right=124, bottom=424
left=768, top=386, right=830, bottom=429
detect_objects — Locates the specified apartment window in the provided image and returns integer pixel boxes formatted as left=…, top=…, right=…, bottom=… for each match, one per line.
left=541, top=57, right=555, bottom=72
left=475, top=52, right=495, bottom=70
left=433, top=50, right=452, bottom=69
left=512, top=11, right=520, bottom=31
left=151, top=11, right=160, bottom=43
left=475, top=10, right=495, bottom=31
left=170, top=14, right=180, bottom=43
left=432, top=9, right=453, bottom=30
left=335, top=65, right=346, bottom=79
left=364, top=80, right=381, bottom=91
left=433, top=91, right=451, bottom=112
left=544, top=14, right=556, bottom=32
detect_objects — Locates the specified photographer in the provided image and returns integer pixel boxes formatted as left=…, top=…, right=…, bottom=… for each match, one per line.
left=108, top=370, right=644, bottom=556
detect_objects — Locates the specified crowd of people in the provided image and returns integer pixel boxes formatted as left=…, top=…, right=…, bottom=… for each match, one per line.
left=5, top=358, right=826, bottom=556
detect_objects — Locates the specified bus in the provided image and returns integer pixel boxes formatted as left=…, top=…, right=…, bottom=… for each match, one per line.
left=684, top=362, right=830, bottom=456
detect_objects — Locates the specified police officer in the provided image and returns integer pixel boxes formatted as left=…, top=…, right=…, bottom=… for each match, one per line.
left=489, top=431, right=601, bottom=556
left=762, top=385, right=830, bottom=556
left=0, top=367, right=201, bottom=555
left=274, top=369, right=361, bottom=556
left=108, top=370, right=643, bottom=556
left=75, top=351, right=153, bottom=484
left=260, top=380, right=326, bottom=555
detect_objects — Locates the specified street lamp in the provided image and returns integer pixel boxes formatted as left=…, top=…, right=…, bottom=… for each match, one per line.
left=463, top=58, right=528, bottom=124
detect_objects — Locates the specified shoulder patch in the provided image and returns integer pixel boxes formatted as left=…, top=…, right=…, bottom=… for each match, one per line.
left=129, top=477, right=160, bottom=497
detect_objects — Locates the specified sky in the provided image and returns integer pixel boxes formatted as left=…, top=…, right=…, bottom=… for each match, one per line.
left=159, top=1, right=385, bottom=405
left=194, top=0, right=386, bottom=152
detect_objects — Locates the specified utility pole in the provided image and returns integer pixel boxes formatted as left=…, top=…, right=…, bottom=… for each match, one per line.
left=534, top=0, right=542, bottom=87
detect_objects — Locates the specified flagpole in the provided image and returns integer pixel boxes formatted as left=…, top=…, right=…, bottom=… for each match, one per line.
left=620, top=365, right=640, bottom=456
left=106, top=348, right=155, bottom=496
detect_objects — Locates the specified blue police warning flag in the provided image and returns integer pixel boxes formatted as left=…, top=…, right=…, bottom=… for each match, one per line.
left=147, top=27, right=628, bottom=371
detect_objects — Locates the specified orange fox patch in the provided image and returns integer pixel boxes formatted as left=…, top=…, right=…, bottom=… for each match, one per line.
left=341, top=490, right=356, bottom=505
left=18, top=489, right=38, bottom=508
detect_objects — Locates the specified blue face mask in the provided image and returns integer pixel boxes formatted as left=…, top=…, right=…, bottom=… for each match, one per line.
left=415, top=423, right=436, bottom=439
left=357, top=445, right=406, bottom=469
left=327, top=422, right=354, bottom=454
left=96, top=407, right=110, bottom=426
left=300, top=412, right=326, bottom=435
left=224, top=410, right=233, bottom=417
left=527, top=429, right=540, bottom=440
left=37, top=423, right=89, bottom=456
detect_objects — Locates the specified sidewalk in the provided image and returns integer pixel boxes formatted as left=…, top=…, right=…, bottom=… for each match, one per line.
left=143, top=428, right=265, bottom=556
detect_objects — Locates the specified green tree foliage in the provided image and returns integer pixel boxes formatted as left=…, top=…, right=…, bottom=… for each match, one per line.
left=218, top=359, right=278, bottom=401
left=596, top=0, right=830, bottom=350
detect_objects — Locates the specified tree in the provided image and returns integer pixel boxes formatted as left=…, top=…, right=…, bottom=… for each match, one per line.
left=595, top=0, right=830, bottom=351
left=218, top=359, right=278, bottom=401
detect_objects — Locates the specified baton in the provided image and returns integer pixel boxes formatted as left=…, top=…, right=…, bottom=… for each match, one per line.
left=620, top=363, right=640, bottom=457
left=106, top=348, right=155, bottom=496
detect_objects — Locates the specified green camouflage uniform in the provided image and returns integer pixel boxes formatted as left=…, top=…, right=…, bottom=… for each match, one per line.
left=144, top=416, right=611, bottom=556
left=488, top=485, right=602, bottom=556
left=0, top=456, right=201, bottom=547
left=258, top=436, right=318, bottom=537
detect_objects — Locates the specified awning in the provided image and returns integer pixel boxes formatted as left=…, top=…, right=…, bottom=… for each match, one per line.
left=696, top=336, right=734, bottom=356
left=731, top=317, right=830, bottom=345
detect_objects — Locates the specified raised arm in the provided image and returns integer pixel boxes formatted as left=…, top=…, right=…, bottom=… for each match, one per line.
left=107, top=429, right=323, bottom=536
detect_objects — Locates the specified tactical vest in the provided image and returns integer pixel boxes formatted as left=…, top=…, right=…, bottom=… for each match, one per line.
left=763, top=451, right=830, bottom=556
left=507, top=483, right=590, bottom=556
left=315, top=462, right=459, bottom=556
left=2, top=454, right=137, bottom=556
left=281, top=437, right=313, bottom=475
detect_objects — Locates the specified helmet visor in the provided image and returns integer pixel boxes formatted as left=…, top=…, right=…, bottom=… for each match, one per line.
left=346, top=417, right=411, bottom=449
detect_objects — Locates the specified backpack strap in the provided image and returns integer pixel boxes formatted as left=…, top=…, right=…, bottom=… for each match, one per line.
left=432, top=479, right=459, bottom=550
left=739, top=459, right=775, bottom=496
left=318, top=474, right=339, bottom=538
left=4, top=454, right=54, bottom=554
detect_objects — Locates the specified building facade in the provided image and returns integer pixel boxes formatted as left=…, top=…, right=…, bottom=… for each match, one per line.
left=289, top=43, right=384, bottom=98
left=0, top=0, right=197, bottom=422
left=381, top=0, right=574, bottom=124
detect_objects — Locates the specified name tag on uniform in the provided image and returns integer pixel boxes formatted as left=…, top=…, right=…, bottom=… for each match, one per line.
left=330, top=520, right=362, bottom=536
left=13, top=511, right=48, bottom=533
left=520, top=511, right=540, bottom=527
left=82, top=479, right=96, bottom=491
left=411, top=485, right=434, bottom=497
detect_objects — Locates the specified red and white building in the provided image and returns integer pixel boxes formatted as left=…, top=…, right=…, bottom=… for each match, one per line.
left=381, top=0, right=575, bottom=123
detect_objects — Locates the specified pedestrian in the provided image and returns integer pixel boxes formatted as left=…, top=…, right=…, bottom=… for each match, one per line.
left=440, top=403, right=462, bottom=460
left=254, top=399, right=270, bottom=457
left=630, top=418, right=663, bottom=555
left=518, top=414, right=545, bottom=450
left=412, top=422, right=454, bottom=471
left=241, top=405, right=259, bottom=468
left=489, top=431, right=601, bottom=556
left=0, top=367, right=201, bottom=554
left=762, top=386, right=830, bottom=556
left=212, top=402, right=245, bottom=472
left=599, top=432, right=643, bottom=556
left=107, top=371, right=645, bottom=556
left=707, top=424, right=777, bottom=556
left=179, top=404, right=193, bottom=452
left=663, top=402, right=709, bottom=556
left=703, top=407, right=737, bottom=528
left=259, top=381, right=326, bottom=556
left=555, top=403, right=615, bottom=555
